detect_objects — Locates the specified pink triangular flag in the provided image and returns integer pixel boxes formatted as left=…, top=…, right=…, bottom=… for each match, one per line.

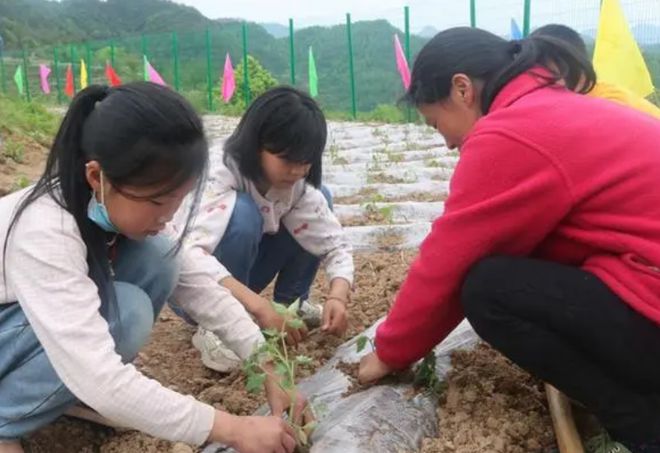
left=393, top=34, right=411, bottom=90
left=39, top=64, right=51, bottom=94
left=145, top=56, right=166, bottom=86
left=221, top=53, right=236, bottom=103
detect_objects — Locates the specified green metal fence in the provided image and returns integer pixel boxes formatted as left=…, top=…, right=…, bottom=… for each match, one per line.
left=1, top=0, right=659, bottom=119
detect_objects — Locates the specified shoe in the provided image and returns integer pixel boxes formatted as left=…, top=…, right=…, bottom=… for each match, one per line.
left=585, top=433, right=632, bottom=453
left=286, top=299, right=323, bottom=329
left=192, top=327, right=241, bottom=372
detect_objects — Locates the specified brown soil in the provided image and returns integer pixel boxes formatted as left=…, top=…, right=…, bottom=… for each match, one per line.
left=419, top=343, right=555, bottom=453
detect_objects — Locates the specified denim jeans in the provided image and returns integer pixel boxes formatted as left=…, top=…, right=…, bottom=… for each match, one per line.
left=0, top=235, right=179, bottom=440
left=215, top=186, right=333, bottom=305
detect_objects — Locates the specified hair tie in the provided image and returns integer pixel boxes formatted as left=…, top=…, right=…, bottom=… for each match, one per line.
left=508, top=40, right=523, bottom=58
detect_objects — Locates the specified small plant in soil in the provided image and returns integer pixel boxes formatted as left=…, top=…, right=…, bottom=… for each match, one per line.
left=356, top=335, right=376, bottom=353
left=3, top=139, right=25, bottom=164
left=361, top=201, right=395, bottom=224
left=243, top=302, right=318, bottom=451
left=413, top=352, right=445, bottom=396
left=11, top=175, right=30, bottom=192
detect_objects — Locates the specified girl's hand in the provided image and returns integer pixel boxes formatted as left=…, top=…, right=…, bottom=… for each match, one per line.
left=255, top=301, right=307, bottom=347
left=211, top=411, right=296, bottom=453
left=321, top=297, right=348, bottom=336
left=264, top=369, right=314, bottom=427
left=358, top=351, right=394, bottom=384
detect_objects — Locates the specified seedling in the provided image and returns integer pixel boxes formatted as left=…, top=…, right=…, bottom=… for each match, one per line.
left=361, top=200, right=395, bottom=224
left=413, top=352, right=445, bottom=396
left=243, top=301, right=318, bottom=450
left=356, top=335, right=376, bottom=353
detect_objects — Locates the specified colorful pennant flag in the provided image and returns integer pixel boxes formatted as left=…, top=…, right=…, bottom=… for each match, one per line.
left=593, top=0, right=654, bottom=97
left=308, top=46, right=318, bottom=98
left=105, top=61, right=122, bottom=87
left=393, top=34, right=411, bottom=90
left=80, top=59, right=88, bottom=89
left=14, top=65, right=24, bottom=96
left=143, top=56, right=166, bottom=86
left=510, top=18, right=523, bottom=40
left=39, top=64, right=51, bottom=94
left=65, top=64, right=75, bottom=97
left=221, top=53, right=236, bottom=103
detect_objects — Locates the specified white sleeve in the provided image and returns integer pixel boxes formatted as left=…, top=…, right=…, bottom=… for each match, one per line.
left=170, top=248, right=264, bottom=361
left=5, top=207, right=215, bottom=446
left=281, top=185, right=354, bottom=285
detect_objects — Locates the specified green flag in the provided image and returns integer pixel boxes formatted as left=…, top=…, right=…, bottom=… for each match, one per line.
left=308, top=46, right=318, bottom=98
left=14, top=65, right=24, bottom=96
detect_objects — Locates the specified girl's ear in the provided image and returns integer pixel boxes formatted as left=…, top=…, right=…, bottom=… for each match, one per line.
left=85, top=160, right=102, bottom=193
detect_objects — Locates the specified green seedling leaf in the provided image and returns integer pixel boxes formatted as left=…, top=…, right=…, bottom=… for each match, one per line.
left=287, top=318, right=305, bottom=330
left=273, top=302, right=289, bottom=316
left=263, top=328, right=280, bottom=339
left=295, top=355, right=313, bottom=366
left=356, top=335, right=369, bottom=353
left=246, top=372, right=266, bottom=393
left=275, top=362, right=289, bottom=378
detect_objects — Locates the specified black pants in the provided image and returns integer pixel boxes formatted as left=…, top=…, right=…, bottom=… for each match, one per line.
left=461, top=256, right=660, bottom=444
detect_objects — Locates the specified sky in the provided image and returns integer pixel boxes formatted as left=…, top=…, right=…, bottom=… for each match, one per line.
left=176, top=0, right=659, bottom=35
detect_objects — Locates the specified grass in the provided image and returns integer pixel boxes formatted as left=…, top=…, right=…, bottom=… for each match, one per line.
left=0, top=95, right=59, bottom=148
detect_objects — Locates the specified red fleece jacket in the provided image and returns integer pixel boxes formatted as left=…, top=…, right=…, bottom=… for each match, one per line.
left=375, top=71, right=660, bottom=369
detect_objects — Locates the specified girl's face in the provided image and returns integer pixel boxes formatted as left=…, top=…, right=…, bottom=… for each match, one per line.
left=85, top=160, right=195, bottom=240
left=260, top=149, right=312, bottom=190
left=417, top=73, right=483, bottom=150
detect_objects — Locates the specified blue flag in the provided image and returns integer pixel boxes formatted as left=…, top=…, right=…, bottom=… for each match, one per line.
left=511, top=18, right=523, bottom=39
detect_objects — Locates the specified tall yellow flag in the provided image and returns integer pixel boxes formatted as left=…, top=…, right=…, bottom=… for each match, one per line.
left=80, top=59, right=88, bottom=89
left=593, top=0, right=654, bottom=98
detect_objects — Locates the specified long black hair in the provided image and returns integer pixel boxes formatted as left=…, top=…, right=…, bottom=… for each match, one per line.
left=3, top=82, right=208, bottom=330
left=404, top=27, right=596, bottom=113
left=224, top=86, right=327, bottom=188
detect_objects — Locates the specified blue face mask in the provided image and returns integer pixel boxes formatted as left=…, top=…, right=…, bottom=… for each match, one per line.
left=87, top=172, right=120, bottom=233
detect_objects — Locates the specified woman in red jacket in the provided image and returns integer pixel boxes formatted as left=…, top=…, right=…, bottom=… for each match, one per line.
left=359, top=27, right=660, bottom=453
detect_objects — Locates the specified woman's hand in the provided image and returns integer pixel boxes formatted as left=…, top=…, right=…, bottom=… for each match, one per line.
left=358, top=351, right=394, bottom=384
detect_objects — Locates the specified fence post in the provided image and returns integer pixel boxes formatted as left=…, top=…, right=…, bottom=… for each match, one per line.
left=70, top=44, right=77, bottom=95
left=54, top=46, right=63, bottom=103
left=0, top=48, right=6, bottom=94
left=22, top=48, right=31, bottom=102
left=523, top=0, right=532, bottom=36
left=470, top=0, right=477, bottom=27
left=242, top=21, right=251, bottom=106
left=110, top=39, right=116, bottom=68
left=172, top=32, right=180, bottom=91
left=205, top=27, right=214, bottom=111
left=141, top=34, right=148, bottom=58
left=404, top=6, right=412, bottom=122
left=346, top=13, right=357, bottom=120
left=289, top=18, right=296, bottom=85
left=86, top=42, right=93, bottom=85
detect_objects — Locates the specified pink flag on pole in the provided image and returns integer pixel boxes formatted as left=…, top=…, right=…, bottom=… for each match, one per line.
left=221, top=53, right=236, bottom=103
left=39, top=64, right=51, bottom=94
left=393, top=34, right=411, bottom=90
left=144, top=56, right=166, bottom=86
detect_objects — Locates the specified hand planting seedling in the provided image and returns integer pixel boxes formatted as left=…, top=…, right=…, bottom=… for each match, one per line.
left=244, top=302, right=318, bottom=452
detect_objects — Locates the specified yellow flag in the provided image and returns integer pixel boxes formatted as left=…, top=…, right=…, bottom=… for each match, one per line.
left=593, top=0, right=654, bottom=98
left=80, top=59, right=88, bottom=89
